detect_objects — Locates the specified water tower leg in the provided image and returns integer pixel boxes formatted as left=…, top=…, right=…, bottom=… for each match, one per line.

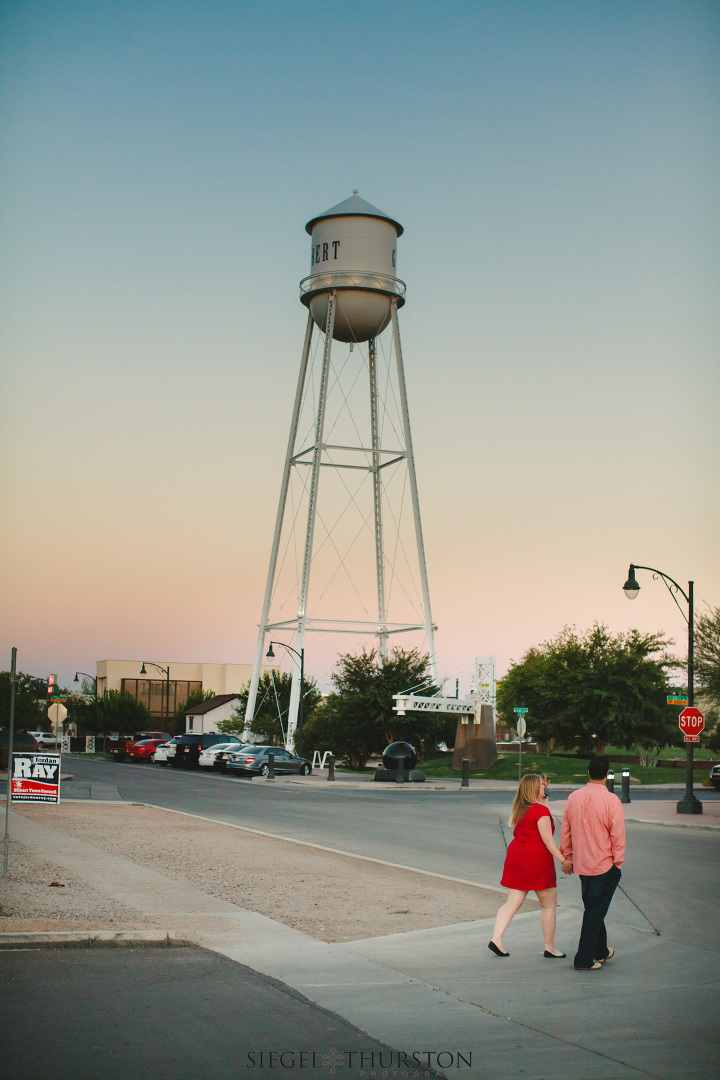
left=286, top=293, right=337, bottom=752
left=369, top=337, right=388, bottom=662
left=390, top=302, right=438, bottom=681
left=244, top=312, right=314, bottom=739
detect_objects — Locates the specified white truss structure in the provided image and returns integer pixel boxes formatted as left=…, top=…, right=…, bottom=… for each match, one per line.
left=470, top=656, right=497, bottom=713
left=244, top=295, right=438, bottom=751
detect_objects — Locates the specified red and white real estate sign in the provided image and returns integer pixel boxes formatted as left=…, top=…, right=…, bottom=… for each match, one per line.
left=678, top=707, right=704, bottom=744
left=11, top=753, right=61, bottom=803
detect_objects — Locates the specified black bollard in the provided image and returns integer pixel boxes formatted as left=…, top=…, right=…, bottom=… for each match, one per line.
left=461, top=758, right=470, bottom=788
left=621, top=767, right=631, bottom=804
left=605, top=768, right=615, bottom=794
left=327, top=754, right=335, bottom=781
left=396, top=756, right=406, bottom=783
left=267, top=752, right=275, bottom=780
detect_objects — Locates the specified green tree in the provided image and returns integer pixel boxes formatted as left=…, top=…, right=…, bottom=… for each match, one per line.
left=302, top=647, right=448, bottom=771
left=0, top=671, right=46, bottom=730
left=96, top=690, right=153, bottom=733
left=65, top=692, right=98, bottom=734
left=497, top=623, right=676, bottom=756
left=694, top=604, right=720, bottom=706
left=218, top=671, right=322, bottom=745
left=172, top=688, right=215, bottom=734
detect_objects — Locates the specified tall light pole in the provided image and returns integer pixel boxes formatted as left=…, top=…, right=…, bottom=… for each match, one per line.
left=265, top=642, right=305, bottom=756
left=140, top=661, right=171, bottom=732
left=3, top=647, right=17, bottom=877
left=622, top=563, right=702, bottom=815
left=74, top=672, right=98, bottom=736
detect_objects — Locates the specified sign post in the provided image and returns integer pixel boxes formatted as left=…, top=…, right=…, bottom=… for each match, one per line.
left=48, top=702, right=67, bottom=749
left=678, top=707, right=704, bottom=744
left=514, top=707, right=528, bottom=780
left=3, top=647, right=18, bottom=878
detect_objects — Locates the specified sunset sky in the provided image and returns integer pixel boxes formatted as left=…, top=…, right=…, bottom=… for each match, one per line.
left=2, top=0, right=718, bottom=697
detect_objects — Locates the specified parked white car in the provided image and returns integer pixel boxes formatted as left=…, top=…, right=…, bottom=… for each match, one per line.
left=29, top=731, right=58, bottom=750
left=153, top=739, right=177, bottom=766
left=198, top=741, right=247, bottom=770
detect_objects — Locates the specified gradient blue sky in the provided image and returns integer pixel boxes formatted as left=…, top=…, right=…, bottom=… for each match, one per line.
left=2, top=0, right=718, bottom=694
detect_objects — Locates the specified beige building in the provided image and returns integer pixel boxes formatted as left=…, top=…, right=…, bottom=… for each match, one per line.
left=96, top=660, right=268, bottom=721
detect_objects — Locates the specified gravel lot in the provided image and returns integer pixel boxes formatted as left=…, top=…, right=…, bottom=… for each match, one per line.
left=1, top=802, right=516, bottom=941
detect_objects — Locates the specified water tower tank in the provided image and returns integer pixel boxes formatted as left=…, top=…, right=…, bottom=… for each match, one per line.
left=300, top=191, right=406, bottom=343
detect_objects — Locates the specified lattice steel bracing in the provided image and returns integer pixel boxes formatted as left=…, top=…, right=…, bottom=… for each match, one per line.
left=471, top=656, right=497, bottom=712
left=244, top=293, right=438, bottom=751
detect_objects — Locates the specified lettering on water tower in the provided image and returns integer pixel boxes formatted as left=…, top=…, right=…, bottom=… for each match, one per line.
left=311, top=240, right=341, bottom=265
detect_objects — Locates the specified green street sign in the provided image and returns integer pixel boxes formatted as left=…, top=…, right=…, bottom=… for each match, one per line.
left=513, top=707, right=528, bottom=714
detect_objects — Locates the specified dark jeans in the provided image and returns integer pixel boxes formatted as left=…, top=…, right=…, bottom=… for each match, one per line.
left=574, top=865, right=621, bottom=968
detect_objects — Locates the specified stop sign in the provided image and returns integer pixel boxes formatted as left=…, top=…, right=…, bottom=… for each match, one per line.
left=679, top=706, right=704, bottom=743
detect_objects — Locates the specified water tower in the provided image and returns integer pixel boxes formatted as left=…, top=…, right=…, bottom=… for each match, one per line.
left=244, top=192, right=438, bottom=751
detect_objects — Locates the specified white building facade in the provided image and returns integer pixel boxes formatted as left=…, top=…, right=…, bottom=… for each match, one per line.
left=185, top=694, right=241, bottom=734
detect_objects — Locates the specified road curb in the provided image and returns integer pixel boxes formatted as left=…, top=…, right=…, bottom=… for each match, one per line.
left=623, top=816, right=720, bottom=830
left=0, top=930, right=180, bottom=948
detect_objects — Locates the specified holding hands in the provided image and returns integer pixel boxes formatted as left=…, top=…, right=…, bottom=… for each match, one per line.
left=540, top=774, right=573, bottom=874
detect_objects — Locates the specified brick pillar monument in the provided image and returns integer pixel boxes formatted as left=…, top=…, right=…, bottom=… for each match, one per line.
left=452, top=703, right=497, bottom=770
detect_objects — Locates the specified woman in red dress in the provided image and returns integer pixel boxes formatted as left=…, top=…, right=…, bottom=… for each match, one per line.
left=488, top=773, right=571, bottom=958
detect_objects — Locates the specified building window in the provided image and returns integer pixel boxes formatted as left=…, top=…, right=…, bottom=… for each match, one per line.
left=121, top=679, right=202, bottom=719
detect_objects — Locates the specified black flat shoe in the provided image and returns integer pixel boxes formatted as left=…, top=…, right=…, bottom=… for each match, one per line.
left=544, top=950, right=566, bottom=958
left=488, top=941, right=509, bottom=957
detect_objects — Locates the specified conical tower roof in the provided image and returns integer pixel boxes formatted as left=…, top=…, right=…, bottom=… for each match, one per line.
left=305, top=191, right=403, bottom=236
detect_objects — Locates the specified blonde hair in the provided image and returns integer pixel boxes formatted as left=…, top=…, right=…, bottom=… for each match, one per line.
left=509, top=773, right=543, bottom=827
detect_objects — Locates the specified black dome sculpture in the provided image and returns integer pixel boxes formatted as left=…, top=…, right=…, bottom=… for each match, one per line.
left=382, top=741, right=417, bottom=771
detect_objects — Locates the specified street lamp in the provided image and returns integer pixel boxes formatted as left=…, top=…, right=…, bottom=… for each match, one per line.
left=74, top=672, right=99, bottom=736
left=140, top=661, right=171, bottom=732
left=622, top=563, right=702, bottom=815
left=266, top=642, right=305, bottom=756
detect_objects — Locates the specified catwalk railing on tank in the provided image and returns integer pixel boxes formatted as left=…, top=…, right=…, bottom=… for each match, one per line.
left=300, top=271, right=406, bottom=300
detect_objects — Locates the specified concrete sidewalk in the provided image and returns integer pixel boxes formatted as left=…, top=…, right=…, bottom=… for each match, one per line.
left=2, top=804, right=718, bottom=1080
left=551, top=795, right=720, bottom=829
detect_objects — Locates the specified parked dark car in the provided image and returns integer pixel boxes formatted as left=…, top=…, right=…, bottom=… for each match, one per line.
left=171, top=732, right=243, bottom=769
left=225, top=746, right=312, bottom=777
left=711, top=763, right=720, bottom=792
left=0, top=730, right=40, bottom=770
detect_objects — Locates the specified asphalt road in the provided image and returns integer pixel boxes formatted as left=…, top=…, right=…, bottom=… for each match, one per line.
left=29, top=755, right=719, bottom=950
left=0, top=945, right=437, bottom=1080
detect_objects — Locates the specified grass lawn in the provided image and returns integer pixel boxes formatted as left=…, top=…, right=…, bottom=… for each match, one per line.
left=604, top=744, right=718, bottom=760
left=418, top=751, right=716, bottom=786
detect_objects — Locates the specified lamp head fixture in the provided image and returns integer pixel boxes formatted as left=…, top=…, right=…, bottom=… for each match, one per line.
left=140, top=662, right=147, bottom=674
left=623, top=564, right=640, bottom=600
left=266, top=644, right=275, bottom=659
left=74, top=673, right=79, bottom=683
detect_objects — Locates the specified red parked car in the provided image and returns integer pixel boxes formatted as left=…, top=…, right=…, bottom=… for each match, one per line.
left=124, top=738, right=166, bottom=763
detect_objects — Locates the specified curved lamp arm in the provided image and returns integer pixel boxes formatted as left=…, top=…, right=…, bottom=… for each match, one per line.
left=623, top=563, right=689, bottom=623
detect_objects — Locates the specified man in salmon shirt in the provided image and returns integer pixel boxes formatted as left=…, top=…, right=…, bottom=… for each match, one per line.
left=560, top=755, right=626, bottom=971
